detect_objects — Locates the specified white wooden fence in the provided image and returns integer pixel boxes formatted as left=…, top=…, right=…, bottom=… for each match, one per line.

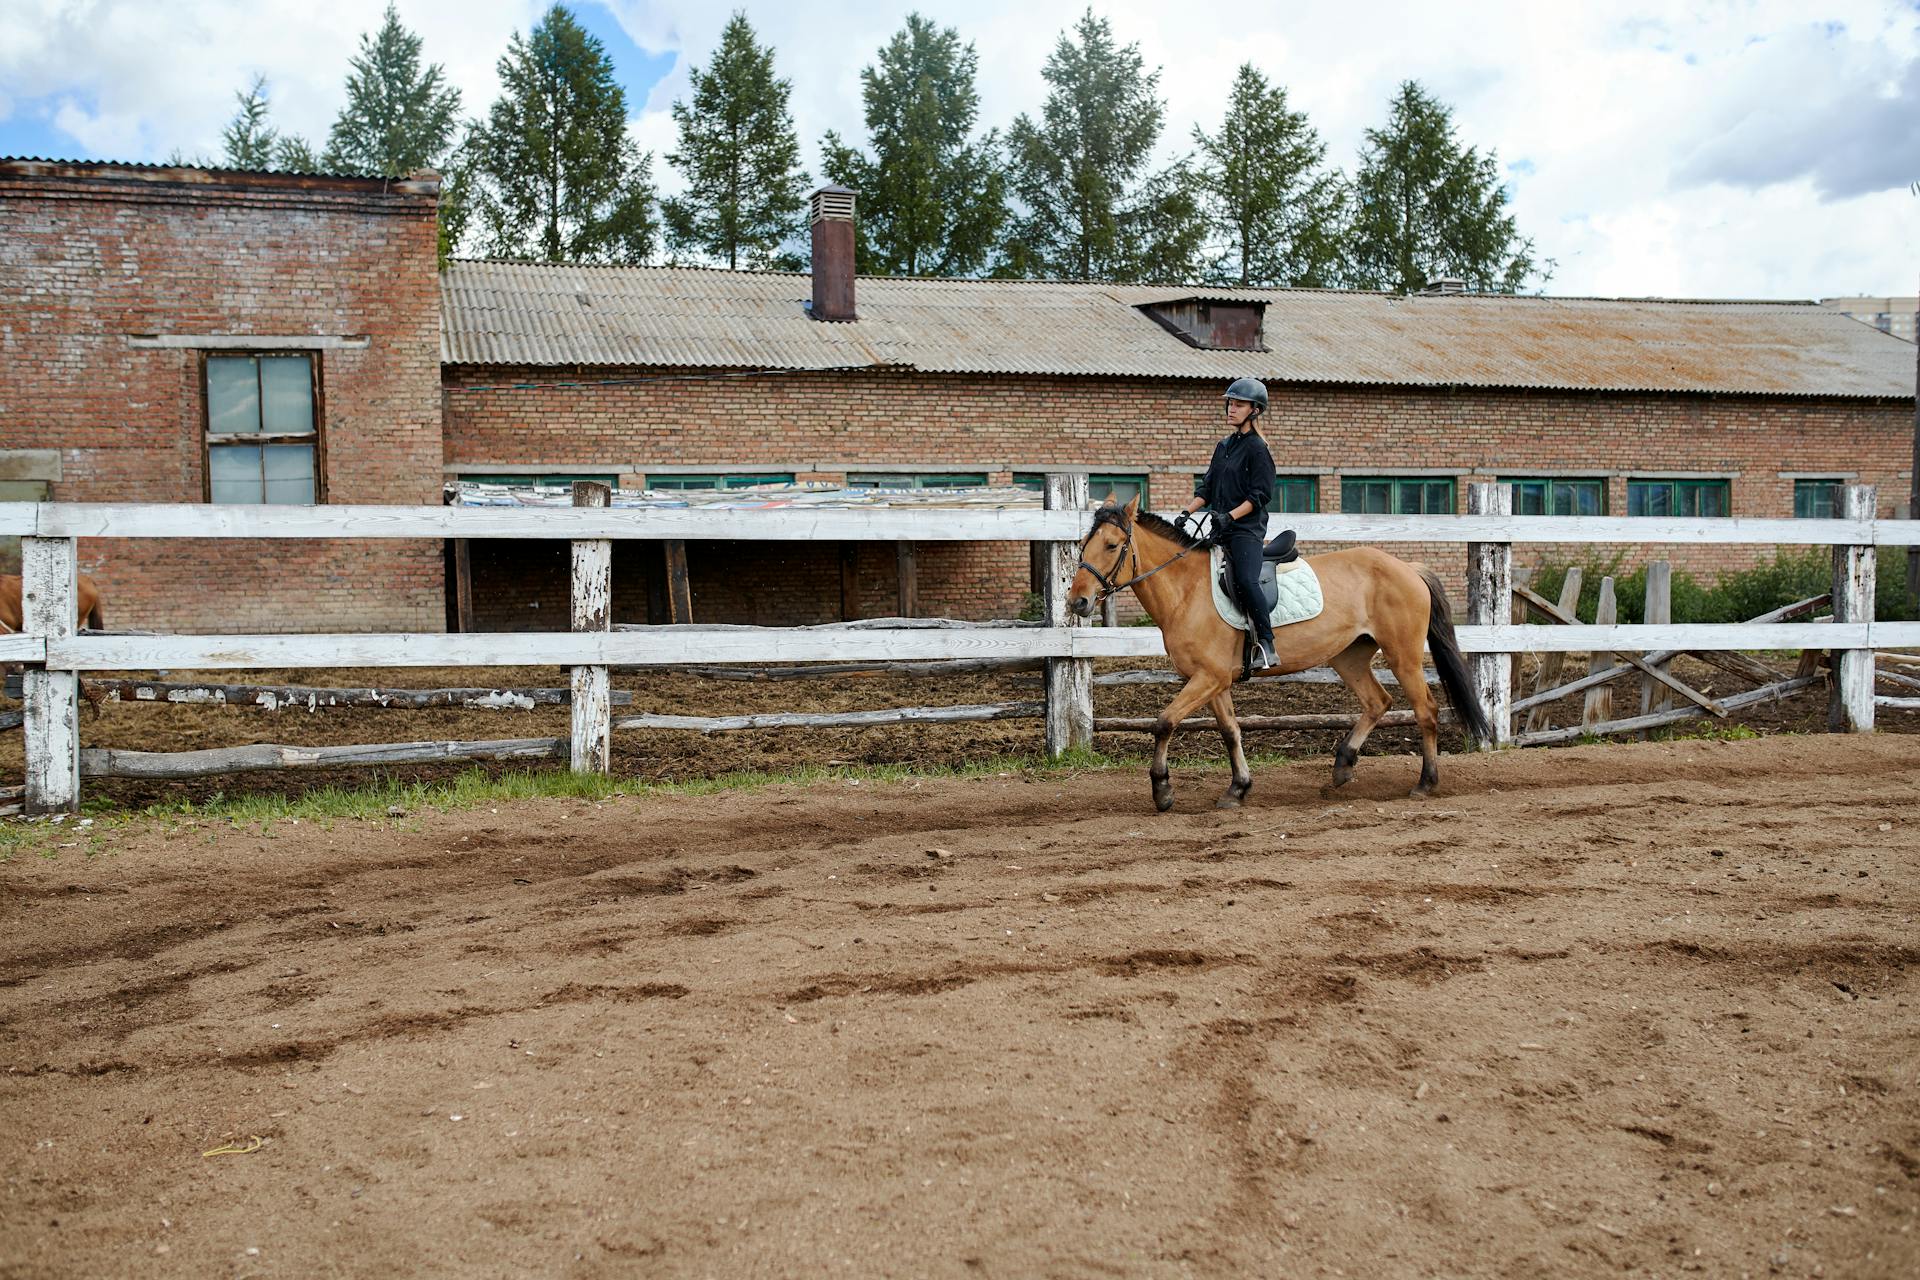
left=6, top=480, right=1914, bottom=814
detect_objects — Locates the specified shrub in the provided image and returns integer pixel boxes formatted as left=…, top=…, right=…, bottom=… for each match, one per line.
left=1525, top=547, right=1919, bottom=625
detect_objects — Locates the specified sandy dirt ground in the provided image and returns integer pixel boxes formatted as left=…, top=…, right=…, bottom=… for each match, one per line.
left=2, top=734, right=1918, bottom=1278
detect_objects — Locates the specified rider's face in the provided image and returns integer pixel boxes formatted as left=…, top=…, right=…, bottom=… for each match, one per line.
left=1225, top=399, right=1254, bottom=428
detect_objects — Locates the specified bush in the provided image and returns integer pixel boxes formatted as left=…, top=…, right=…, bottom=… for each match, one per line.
left=1526, top=547, right=1919, bottom=624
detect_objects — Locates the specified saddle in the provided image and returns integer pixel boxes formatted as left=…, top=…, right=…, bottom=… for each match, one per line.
left=1215, top=529, right=1300, bottom=616
left=1212, top=530, right=1313, bottom=680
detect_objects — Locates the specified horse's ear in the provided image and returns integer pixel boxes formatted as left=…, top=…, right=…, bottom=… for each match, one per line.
left=1122, top=494, right=1139, bottom=525
left=1100, top=490, right=1117, bottom=508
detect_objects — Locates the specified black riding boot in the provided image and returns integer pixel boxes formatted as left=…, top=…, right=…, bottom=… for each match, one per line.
left=1225, top=529, right=1276, bottom=664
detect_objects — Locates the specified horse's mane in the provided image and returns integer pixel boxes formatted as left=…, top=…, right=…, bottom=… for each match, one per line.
left=1092, top=505, right=1206, bottom=550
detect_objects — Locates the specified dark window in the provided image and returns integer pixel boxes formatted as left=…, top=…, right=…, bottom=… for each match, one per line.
left=1504, top=477, right=1605, bottom=516
left=1340, top=477, right=1454, bottom=515
left=463, top=473, right=618, bottom=489
left=1627, top=478, right=1729, bottom=517
left=1793, top=478, right=1843, bottom=519
left=205, top=353, right=319, bottom=504
left=1015, top=473, right=1148, bottom=507
left=846, top=473, right=989, bottom=489
left=646, top=473, right=796, bottom=490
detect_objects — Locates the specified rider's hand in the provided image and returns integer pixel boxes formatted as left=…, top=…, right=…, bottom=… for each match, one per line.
left=1209, top=519, right=1234, bottom=547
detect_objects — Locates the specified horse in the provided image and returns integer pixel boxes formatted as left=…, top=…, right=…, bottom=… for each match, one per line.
left=0, top=572, right=105, bottom=633
left=1069, top=496, right=1490, bottom=811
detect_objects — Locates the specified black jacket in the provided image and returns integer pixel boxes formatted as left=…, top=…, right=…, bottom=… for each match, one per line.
left=1194, top=428, right=1275, bottom=534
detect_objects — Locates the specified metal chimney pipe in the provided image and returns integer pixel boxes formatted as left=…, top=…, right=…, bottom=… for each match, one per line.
left=809, top=185, right=857, bottom=322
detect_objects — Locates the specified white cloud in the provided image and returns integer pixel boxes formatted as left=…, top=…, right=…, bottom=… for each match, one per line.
left=2, top=0, right=1915, bottom=297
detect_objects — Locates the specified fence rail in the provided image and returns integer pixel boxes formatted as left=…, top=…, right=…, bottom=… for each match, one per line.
left=3, top=481, right=1902, bottom=814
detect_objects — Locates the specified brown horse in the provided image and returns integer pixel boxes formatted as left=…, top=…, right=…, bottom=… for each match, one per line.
left=1069, top=497, right=1489, bottom=811
left=0, top=573, right=105, bottom=632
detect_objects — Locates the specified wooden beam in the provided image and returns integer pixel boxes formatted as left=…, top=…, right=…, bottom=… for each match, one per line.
left=663, top=540, right=693, bottom=623
left=1830, top=483, right=1877, bottom=732
left=1638, top=560, right=1673, bottom=734
left=895, top=540, right=918, bottom=618
left=77, top=677, right=624, bottom=709
left=839, top=543, right=860, bottom=622
left=1096, top=709, right=1457, bottom=733
left=1514, top=584, right=1725, bottom=714
left=570, top=481, right=612, bottom=774
left=1522, top=567, right=1582, bottom=733
left=81, top=737, right=566, bottom=779
left=1520, top=676, right=1823, bottom=747
left=1042, top=474, right=1093, bottom=758
left=22, top=535, right=79, bottom=814
left=1582, top=577, right=1617, bottom=730
left=613, top=702, right=1043, bottom=734
left=452, top=538, right=475, bottom=633
left=1466, top=482, right=1513, bottom=747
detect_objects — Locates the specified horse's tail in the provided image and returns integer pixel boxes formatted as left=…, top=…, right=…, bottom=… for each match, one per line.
left=1417, top=566, right=1492, bottom=748
left=87, top=600, right=104, bottom=630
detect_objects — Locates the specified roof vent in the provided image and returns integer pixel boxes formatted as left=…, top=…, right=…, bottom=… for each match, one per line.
left=1420, top=277, right=1467, bottom=295
left=808, top=185, right=857, bottom=323
left=1137, top=297, right=1266, bottom=351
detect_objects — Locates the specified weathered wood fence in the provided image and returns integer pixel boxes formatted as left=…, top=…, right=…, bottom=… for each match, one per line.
left=6, top=480, right=1917, bottom=815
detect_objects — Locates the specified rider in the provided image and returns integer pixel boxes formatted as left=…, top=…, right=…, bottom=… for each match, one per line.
left=1183, top=377, right=1280, bottom=669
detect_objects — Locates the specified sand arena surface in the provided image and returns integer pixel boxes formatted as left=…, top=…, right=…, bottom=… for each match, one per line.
left=2, top=735, right=1917, bottom=1278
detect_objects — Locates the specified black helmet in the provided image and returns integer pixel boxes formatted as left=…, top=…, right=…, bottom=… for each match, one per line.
left=1223, top=377, right=1268, bottom=412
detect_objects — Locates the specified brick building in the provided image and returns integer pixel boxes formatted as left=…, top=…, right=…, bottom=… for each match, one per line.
left=3, top=165, right=1913, bottom=633
left=0, top=159, right=444, bottom=632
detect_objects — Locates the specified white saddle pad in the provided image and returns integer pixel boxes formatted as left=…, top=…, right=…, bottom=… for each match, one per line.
left=1210, top=551, right=1324, bottom=632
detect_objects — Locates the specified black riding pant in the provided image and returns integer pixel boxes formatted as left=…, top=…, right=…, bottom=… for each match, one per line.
left=1223, top=527, right=1274, bottom=649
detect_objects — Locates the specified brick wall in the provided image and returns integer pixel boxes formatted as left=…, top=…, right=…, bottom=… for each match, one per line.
left=443, top=364, right=1911, bottom=624
left=0, top=163, right=445, bottom=633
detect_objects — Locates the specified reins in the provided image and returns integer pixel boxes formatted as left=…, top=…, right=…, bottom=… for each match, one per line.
left=1078, top=516, right=1200, bottom=604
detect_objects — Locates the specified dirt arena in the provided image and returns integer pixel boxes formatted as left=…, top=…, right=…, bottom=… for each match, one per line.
left=2, top=733, right=1917, bottom=1278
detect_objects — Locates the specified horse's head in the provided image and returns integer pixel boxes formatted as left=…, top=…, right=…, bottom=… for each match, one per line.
left=1069, top=495, right=1138, bottom=617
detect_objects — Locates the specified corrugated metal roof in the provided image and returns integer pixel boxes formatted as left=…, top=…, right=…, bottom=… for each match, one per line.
left=440, top=261, right=1917, bottom=399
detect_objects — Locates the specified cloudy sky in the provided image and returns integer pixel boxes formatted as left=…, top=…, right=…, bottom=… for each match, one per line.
left=2, top=0, right=1916, bottom=299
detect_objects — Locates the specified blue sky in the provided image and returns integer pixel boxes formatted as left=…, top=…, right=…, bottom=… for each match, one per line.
left=0, top=0, right=1915, bottom=299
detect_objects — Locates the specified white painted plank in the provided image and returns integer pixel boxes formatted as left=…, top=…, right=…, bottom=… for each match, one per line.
left=569, top=481, right=612, bottom=773
left=1043, top=474, right=1093, bottom=758
left=81, top=737, right=565, bottom=778
left=613, top=702, right=1043, bottom=733
left=1829, top=484, right=1876, bottom=732
left=1875, top=696, right=1920, bottom=710
left=0, top=635, right=46, bottom=662
left=21, top=501, right=1918, bottom=547
left=22, top=537, right=79, bottom=815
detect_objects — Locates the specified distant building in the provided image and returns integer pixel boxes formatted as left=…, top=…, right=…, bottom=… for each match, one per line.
left=1821, top=297, right=1917, bottom=343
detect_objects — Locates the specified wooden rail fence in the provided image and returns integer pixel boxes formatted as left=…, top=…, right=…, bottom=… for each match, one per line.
left=5, top=481, right=1916, bottom=815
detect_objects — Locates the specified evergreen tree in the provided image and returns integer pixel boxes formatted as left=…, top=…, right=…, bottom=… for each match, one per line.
left=1191, top=64, right=1347, bottom=287
left=1347, top=81, right=1541, bottom=293
left=273, top=135, right=321, bottom=172
left=664, top=13, right=810, bottom=270
left=463, top=4, right=658, bottom=264
left=999, top=10, right=1199, bottom=282
left=221, top=76, right=281, bottom=169
left=322, top=3, right=463, bottom=177
left=818, top=13, right=1005, bottom=276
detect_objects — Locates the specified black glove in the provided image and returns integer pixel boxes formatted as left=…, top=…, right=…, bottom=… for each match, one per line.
left=1209, top=518, right=1234, bottom=547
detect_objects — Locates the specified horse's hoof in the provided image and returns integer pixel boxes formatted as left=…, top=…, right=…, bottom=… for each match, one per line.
left=1154, top=794, right=1175, bottom=813
left=1329, top=771, right=1352, bottom=789
left=1214, top=796, right=1243, bottom=810
left=1408, top=784, right=1434, bottom=799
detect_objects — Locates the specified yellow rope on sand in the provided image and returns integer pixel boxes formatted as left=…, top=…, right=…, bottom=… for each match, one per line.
left=202, top=1136, right=264, bottom=1158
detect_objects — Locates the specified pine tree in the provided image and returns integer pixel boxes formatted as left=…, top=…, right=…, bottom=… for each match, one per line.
left=273, top=135, right=321, bottom=173
left=999, top=10, right=1199, bottom=282
left=1191, top=65, right=1347, bottom=287
left=1347, top=81, right=1541, bottom=293
left=463, top=4, right=658, bottom=264
left=818, top=14, right=1005, bottom=276
left=664, top=13, right=810, bottom=270
left=221, top=77, right=281, bottom=169
left=322, top=3, right=462, bottom=178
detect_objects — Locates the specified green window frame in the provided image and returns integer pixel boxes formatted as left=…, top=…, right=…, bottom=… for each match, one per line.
left=1190, top=472, right=1317, bottom=513
left=205, top=352, right=322, bottom=505
left=1340, top=476, right=1455, bottom=515
left=645, top=473, right=796, bottom=490
left=1503, top=476, right=1605, bottom=516
left=1792, top=478, right=1844, bottom=519
left=1627, top=478, right=1729, bottom=518
left=1014, top=473, right=1148, bottom=507
left=846, top=472, right=989, bottom=490
left=462, top=473, right=618, bottom=489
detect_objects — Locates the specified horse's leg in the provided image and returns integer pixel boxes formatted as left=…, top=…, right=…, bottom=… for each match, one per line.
left=1381, top=627, right=1443, bottom=798
left=1327, top=638, right=1390, bottom=791
left=1150, top=674, right=1221, bottom=813
left=1209, top=689, right=1253, bottom=809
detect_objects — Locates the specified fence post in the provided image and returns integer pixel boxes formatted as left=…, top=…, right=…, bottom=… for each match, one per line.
left=1638, top=560, right=1673, bottom=737
left=22, top=535, right=80, bottom=814
left=570, top=482, right=612, bottom=772
left=1043, top=473, right=1093, bottom=757
left=1465, top=481, right=1513, bottom=748
left=1830, top=483, right=1876, bottom=733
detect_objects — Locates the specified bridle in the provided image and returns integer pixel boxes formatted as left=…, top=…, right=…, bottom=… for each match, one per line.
left=1077, top=515, right=1200, bottom=604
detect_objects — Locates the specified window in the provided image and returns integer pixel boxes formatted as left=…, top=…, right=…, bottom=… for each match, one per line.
left=1340, top=476, right=1454, bottom=515
left=463, top=473, right=617, bottom=489
left=645, top=473, right=796, bottom=490
left=205, top=353, right=319, bottom=504
left=1793, top=478, right=1844, bottom=519
left=1627, top=478, right=1729, bottom=517
left=1015, top=473, right=1148, bottom=507
left=1504, top=477, right=1605, bottom=516
left=1190, top=473, right=1317, bottom=513
left=846, top=473, right=988, bottom=489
